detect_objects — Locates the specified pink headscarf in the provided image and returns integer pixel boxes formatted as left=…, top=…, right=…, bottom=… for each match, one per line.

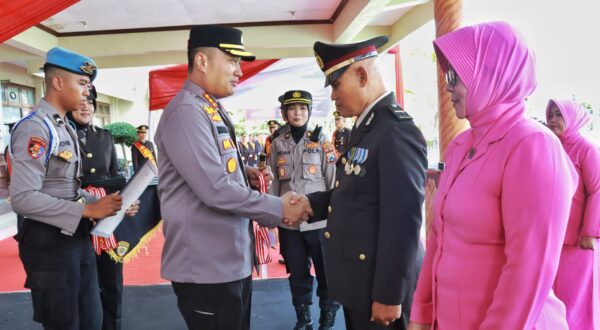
left=433, top=21, right=537, bottom=142
left=545, top=99, right=590, bottom=145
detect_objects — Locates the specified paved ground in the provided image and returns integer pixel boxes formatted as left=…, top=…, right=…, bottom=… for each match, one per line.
left=0, top=278, right=346, bottom=329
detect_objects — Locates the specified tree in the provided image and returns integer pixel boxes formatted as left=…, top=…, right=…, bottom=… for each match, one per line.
left=105, top=122, right=137, bottom=176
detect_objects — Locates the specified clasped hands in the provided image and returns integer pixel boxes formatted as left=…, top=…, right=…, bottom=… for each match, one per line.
left=281, top=191, right=312, bottom=226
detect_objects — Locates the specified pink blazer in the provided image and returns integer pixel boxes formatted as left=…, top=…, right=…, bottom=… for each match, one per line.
left=410, top=119, right=576, bottom=329
left=561, top=137, right=600, bottom=244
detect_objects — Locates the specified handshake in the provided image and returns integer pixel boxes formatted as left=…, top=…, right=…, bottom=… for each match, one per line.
left=281, top=191, right=313, bottom=226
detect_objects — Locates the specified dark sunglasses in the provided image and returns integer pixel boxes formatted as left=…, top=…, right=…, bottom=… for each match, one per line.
left=445, top=65, right=457, bottom=87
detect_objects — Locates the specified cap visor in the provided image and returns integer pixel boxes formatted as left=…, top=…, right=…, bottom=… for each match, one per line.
left=225, top=49, right=256, bottom=61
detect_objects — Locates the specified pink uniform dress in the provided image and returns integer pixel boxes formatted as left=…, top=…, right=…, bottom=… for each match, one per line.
left=547, top=99, right=600, bottom=330
left=410, top=22, right=578, bottom=329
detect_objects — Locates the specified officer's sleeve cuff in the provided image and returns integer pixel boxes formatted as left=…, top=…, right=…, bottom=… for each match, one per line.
left=61, top=201, right=85, bottom=234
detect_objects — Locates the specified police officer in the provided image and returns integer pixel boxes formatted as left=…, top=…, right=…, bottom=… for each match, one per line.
left=9, top=47, right=124, bottom=330
left=304, top=37, right=428, bottom=329
left=332, top=111, right=350, bottom=159
left=66, top=85, right=126, bottom=330
left=155, top=25, right=310, bottom=330
left=130, top=124, right=156, bottom=173
left=264, top=119, right=282, bottom=158
left=268, top=90, right=339, bottom=330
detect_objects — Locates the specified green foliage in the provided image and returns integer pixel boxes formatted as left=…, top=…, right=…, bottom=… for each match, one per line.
left=105, top=122, right=138, bottom=147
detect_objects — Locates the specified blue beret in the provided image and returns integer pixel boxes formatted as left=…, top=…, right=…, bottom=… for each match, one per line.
left=45, top=47, right=98, bottom=82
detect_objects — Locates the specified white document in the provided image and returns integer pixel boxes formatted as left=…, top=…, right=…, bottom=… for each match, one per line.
left=91, top=161, right=158, bottom=238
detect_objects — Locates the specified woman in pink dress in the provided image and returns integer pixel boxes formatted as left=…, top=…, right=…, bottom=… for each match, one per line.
left=408, top=22, right=578, bottom=329
left=546, top=99, right=600, bottom=329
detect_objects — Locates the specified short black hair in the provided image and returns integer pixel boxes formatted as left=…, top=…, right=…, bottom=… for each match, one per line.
left=187, top=47, right=201, bottom=73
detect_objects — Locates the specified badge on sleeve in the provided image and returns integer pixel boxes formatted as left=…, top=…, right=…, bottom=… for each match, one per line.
left=278, top=167, right=286, bottom=178
left=28, top=137, right=46, bottom=159
left=309, top=165, right=318, bottom=174
left=322, top=142, right=336, bottom=163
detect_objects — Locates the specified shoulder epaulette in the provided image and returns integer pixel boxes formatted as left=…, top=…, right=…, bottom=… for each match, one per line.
left=388, top=103, right=412, bottom=121
left=271, top=125, right=285, bottom=140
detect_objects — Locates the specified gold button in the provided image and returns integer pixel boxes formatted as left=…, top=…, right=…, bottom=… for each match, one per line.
left=328, top=206, right=332, bottom=214
left=324, top=231, right=331, bottom=239
left=87, top=153, right=93, bottom=158
left=335, top=180, right=339, bottom=188
left=359, top=254, right=366, bottom=261
left=90, top=168, right=96, bottom=174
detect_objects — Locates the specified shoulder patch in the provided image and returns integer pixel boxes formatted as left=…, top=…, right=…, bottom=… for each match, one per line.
left=28, top=136, right=47, bottom=159
left=388, top=104, right=412, bottom=121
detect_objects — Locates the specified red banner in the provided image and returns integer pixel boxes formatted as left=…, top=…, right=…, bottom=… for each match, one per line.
left=0, top=0, right=79, bottom=43
left=148, top=59, right=278, bottom=111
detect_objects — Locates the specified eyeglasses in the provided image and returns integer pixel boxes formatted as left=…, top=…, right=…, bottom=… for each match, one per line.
left=445, top=65, right=457, bottom=87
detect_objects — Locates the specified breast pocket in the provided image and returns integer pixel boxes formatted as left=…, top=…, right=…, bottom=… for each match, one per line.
left=302, top=151, right=322, bottom=180
left=47, top=148, right=77, bottom=179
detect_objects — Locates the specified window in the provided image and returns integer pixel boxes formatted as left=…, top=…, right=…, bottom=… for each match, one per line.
left=1, top=82, right=35, bottom=150
left=93, top=101, right=111, bottom=127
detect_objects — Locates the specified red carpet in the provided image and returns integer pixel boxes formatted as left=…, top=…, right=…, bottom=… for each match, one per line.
left=0, top=225, right=288, bottom=293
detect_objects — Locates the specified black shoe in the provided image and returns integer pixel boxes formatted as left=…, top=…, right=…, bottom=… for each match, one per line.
left=293, top=305, right=313, bottom=330
left=318, top=309, right=336, bottom=330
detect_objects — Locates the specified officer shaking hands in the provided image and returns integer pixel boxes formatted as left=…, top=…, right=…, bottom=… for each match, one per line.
left=301, top=37, right=428, bottom=329
left=155, top=25, right=311, bottom=330
left=9, top=47, right=125, bottom=330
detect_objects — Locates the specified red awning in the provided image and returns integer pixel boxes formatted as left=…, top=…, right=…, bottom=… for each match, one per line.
left=148, top=59, right=278, bottom=111
left=0, top=0, right=79, bottom=44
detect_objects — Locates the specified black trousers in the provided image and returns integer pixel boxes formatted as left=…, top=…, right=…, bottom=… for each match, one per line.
left=343, top=307, right=407, bottom=330
left=17, top=219, right=102, bottom=330
left=96, top=252, right=123, bottom=330
left=279, top=227, right=339, bottom=311
left=172, top=276, right=252, bottom=330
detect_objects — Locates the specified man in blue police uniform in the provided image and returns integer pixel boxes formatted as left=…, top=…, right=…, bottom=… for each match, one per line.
left=67, top=85, right=127, bottom=330
left=9, top=47, right=126, bottom=330
left=304, top=36, right=427, bottom=329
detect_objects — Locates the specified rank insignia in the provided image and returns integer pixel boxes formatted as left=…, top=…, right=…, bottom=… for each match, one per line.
left=28, top=137, right=46, bottom=159
left=204, top=105, right=217, bottom=115
left=306, top=141, right=319, bottom=149
left=309, top=165, right=318, bottom=174
left=278, top=167, right=286, bottom=178
left=284, top=132, right=290, bottom=139
left=222, top=139, right=233, bottom=150
left=117, top=241, right=130, bottom=257
left=226, top=158, right=237, bottom=173
left=277, top=156, right=287, bottom=166
left=58, top=150, right=73, bottom=161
